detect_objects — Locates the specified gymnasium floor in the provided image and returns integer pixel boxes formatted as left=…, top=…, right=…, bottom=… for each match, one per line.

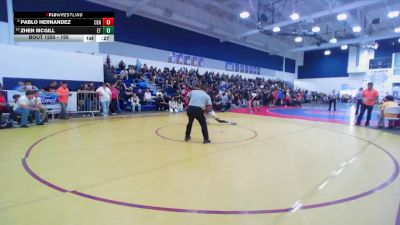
left=1, top=105, right=400, bottom=225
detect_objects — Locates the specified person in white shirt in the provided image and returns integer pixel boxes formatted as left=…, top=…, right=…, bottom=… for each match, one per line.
left=169, top=97, right=179, bottom=113
left=130, top=93, right=141, bottom=112
left=96, top=83, right=112, bottom=117
left=177, top=99, right=184, bottom=112
left=14, top=90, right=44, bottom=127
left=32, top=90, right=48, bottom=122
left=355, top=87, right=363, bottom=115
left=328, top=90, right=337, bottom=111
left=144, top=89, right=153, bottom=105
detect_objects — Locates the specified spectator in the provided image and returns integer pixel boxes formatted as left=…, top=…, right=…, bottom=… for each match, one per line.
left=77, top=83, right=92, bottom=112
left=0, top=84, right=13, bottom=126
left=41, top=80, right=58, bottom=93
left=177, top=98, right=184, bottom=112
left=110, top=83, right=119, bottom=115
left=277, top=89, right=283, bottom=107
left=137, top=88, right=144, bottom=103
left=356, top=82, right=379, bottom=126
left=130, top=93, right=141, bottom=113
left=220, top=93, right=231, bottom=112
left=155, top=94, right=168, bottom=111
left=378, top=95, right=398, bottom=128
left=23, top=81, right=39, bottom=91
left=354, top=87, right=363, bottom=115
left=13, top=90, right=44, bottom=128
left=328, top=90, right=337, bottom=111
left=144, top=89, right=152, bottom=105
left=57, top=81, right=70, bottom=120
left=118, top=60, right=126, bottom=70
left=96, top=83, right=112, bottom=117
left=169, top=97, right=179, bottom=113
left=32, top=90, right=48, bottom=122
left=13, top=82, right=25, bottom=92
left=135, top=59, right=142, bottom=72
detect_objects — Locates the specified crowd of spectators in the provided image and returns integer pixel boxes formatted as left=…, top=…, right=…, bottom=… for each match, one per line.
left=144, top=66, right=307, bottom=110
left=2, top=56, right=398, bottom=129
left=102, top=55, right=312, bottom=115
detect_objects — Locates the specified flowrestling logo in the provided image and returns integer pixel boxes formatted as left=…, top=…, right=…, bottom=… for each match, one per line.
left=40, top=92, right=59, bottom=104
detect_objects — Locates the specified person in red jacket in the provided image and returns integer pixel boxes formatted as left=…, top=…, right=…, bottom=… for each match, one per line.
left=0, top=84, right=8, bottom=121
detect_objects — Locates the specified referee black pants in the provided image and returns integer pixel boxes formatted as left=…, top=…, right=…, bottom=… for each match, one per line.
left=356, top=103, right=373, bottom=125
left=185, top=106, right=209, bottom=141
left=328, top=99, right=336, bottom=111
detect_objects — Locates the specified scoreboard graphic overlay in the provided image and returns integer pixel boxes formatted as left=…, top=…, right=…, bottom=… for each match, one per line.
left=14, top=12, right=114, bottom=42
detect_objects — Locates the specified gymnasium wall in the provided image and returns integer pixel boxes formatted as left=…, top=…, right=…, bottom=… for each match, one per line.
left=0, top=44, right=104, bottom=83
left=298, top=47, right=349, bottom=79
left=375, top=38, right=400, bottom=58
left=16, top=42, right=100, bottom=54
left=295, top=69, right=400, bottom=97
left=296, top=38, right=400, bottom=96
left=11, top=0, right=294, bottom=73
left=0, top=21, right=9, bottom=44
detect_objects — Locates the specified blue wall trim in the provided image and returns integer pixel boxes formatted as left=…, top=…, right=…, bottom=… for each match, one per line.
left=0, top=0, right=7, bottom=22
left=3, top=77, right=102, bottom=91
left=375, top=38, right=400, bottom=59
left=298, top=48, right=349, bottom=79
left=284, top=58, right=295, bottom=73
left=13, top=0, right=291, bottom=72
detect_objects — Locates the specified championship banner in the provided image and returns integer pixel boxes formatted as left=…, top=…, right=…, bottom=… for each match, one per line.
left=6, top=90, right=77, bottom=112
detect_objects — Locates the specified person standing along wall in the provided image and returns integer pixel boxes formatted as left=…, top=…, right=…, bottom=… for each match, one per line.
left=356, top=82, right=379, bottom=126
left=57, top=81, right=70, bottom=120
left=96, top=83, right=112, bottom=117
left=354, top=87, right=363, bottom=115
left=110, top=83, right=119, bottom=115
left=32, top=90, right=48, bottom=122
left=328, top=90, right=337, bottom=111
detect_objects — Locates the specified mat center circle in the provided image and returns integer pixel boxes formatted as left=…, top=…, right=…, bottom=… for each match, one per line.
left=155, top=123, right=258, bottom=143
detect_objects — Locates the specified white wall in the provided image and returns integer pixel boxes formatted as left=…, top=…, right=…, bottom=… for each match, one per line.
left=16, top=42, right=100, bottom=55
left=295, top=67, right=400, bottom=96
left=0, top=22, right=9, bottom=44
left=295, top=77, right=365, bottom=94
left=0, top=19, right=296, bottom=84
left=347, top=46, right=374, bottom=74
left=0, top=44, right=104, bottom=83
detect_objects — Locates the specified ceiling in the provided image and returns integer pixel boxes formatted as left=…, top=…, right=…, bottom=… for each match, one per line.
left=87, top=0, right=400, bottom=56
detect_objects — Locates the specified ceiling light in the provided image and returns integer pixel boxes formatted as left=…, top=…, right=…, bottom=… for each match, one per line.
left=272, top=26, right=281, bottom=32
left=352, top=26, right=362, bottom=33
left=337, top=13, right=347, bottom=21
left=311, top=26, right=320, bottom=33
left=388, top=11, right=400, bottom=18
left=395, top=27, right=400, bottom=33
left=324, top=50, right=331, bottom=55
left=374, top=42, right=379, bottom=49
left=290, top=13, right=300, bottom=21
left=294, top=36, right=303, bottom=43
left=239, top=11, right=250, bottom=19
left=341, top=44, right=348, bottom=50
left=329, top=37, right=337, bottom=44
left=398, top=38, right=400, bottom=43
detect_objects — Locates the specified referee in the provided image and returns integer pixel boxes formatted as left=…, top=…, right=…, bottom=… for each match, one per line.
left=185, top=84, right=212, bottom=144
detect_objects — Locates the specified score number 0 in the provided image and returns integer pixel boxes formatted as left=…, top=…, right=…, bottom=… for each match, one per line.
left=102, top=18, right=114, bottom=26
